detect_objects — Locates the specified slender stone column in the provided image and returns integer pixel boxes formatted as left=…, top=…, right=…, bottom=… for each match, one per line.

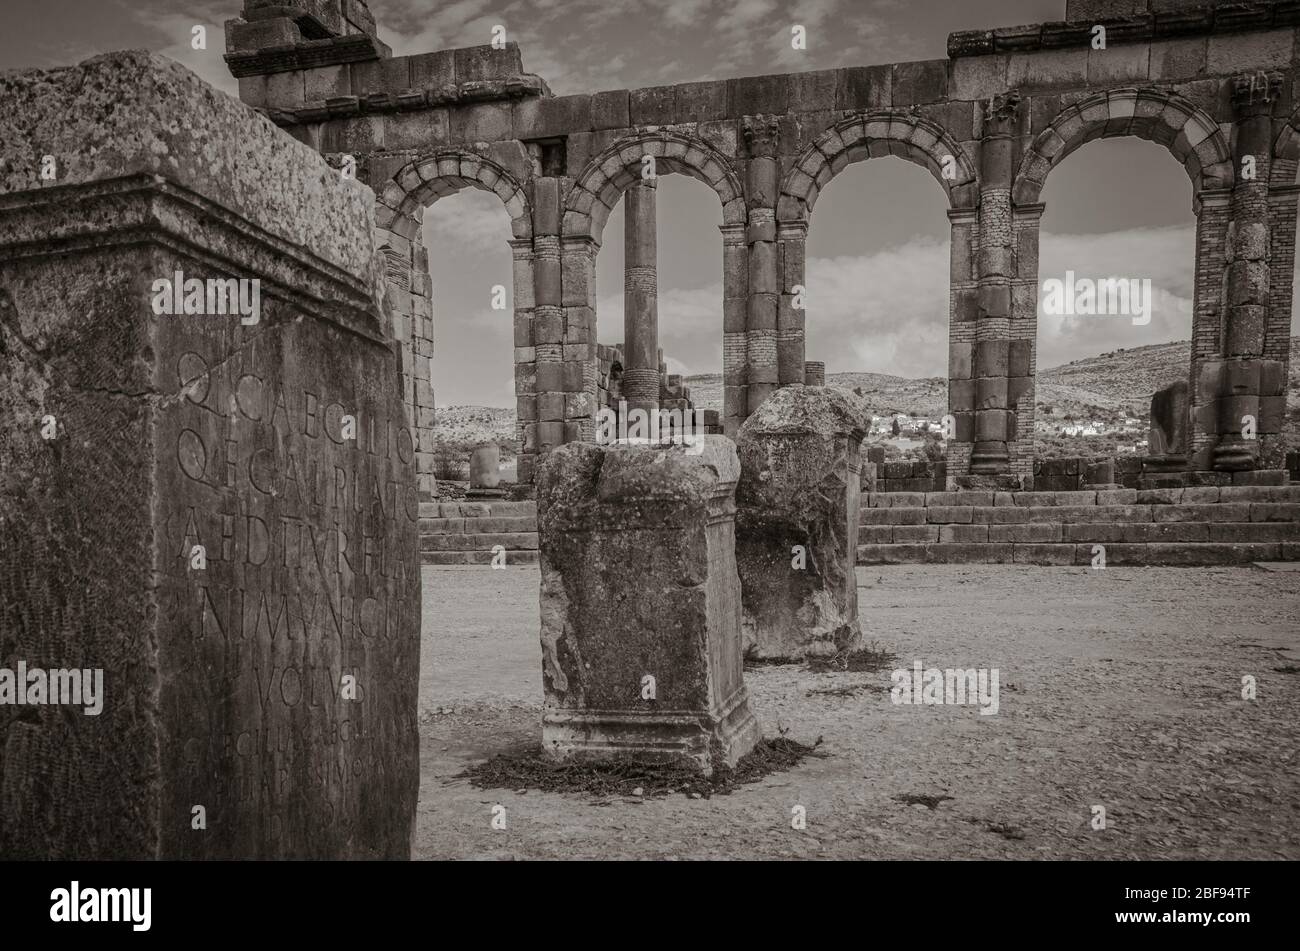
left=1214, top=71, right=1283, bottom=472
left=721, top=223, right=749, bottom=437
left=623, top=179, right=659, bottom=423
left=946, top=206, right=979, bottom=487
left=743, top=116, right=782, bottom=416
left=969, top=91, right=1021, bottom=478
left=777, top=222, right=807, bottom=385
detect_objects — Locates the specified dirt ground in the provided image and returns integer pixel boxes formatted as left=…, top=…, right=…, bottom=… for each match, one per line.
left=415, top=564, right=1300, bottom=860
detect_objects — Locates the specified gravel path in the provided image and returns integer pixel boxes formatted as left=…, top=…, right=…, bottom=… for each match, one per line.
left=415, top=564, right=1300, bottom=860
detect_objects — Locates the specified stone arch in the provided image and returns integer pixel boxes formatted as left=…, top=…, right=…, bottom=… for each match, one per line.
left=777, top=111, right=977, bottom=225
left=371, top=149, right=535, bottom=496
left=1012, top=88, right=1233, bottom=207
left=1271, top=104, right=1300, bottom=184
left=375, top=149, right=532, bottom=241
left=562, top=130, right=745, bottom=243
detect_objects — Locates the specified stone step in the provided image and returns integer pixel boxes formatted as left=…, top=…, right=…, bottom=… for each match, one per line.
left=862, top=486, right=1300, bottom=509
left=419, top=515, right=536, bottom=534
left=860, top=502, right=1300, bottom=526
left=418, top=500, right=537, bottom=519
left=419, top=531, right=538, bottom=551
left=421, top=549, right=539, bottom=566
left=856, top=542, right=1299, bottom=566
left=859, top=522, right=1300, bottom=545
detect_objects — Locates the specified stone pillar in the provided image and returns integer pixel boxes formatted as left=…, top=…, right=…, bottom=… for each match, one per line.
left=743, top=116, right=782, bottom=416
left=804, top=361, right=825, bottom=386
left=0, top=52, right=419, bottom=859
left=946, top=206, right=979, bottom=486
left=1264, top=183, right=1299, bottom=469
left=721, top=223, right=749, bottom=437
left=510, top=236, right=538, bottom=484
left=1008, top=205, right=1042, bottom=483
left=969, top=91, right=1021, bottom=479
left=1189, top=189, right=1233, bottom=469
left=1214, top=72, right=1284, bottom=472
left=531, top=176, right=575, bottom=456
left=622, top=180, right=659, bottom=423
left=777, top=222, right=807, bottom=386
left=536, top=438, right=761, bottom=774
left=469, top=442, right=501, bottom=488
left=735, top=385, right=869, bottom=660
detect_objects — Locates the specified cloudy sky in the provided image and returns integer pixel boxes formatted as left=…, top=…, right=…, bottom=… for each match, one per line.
left=2, top=0, right=1285, bottom=406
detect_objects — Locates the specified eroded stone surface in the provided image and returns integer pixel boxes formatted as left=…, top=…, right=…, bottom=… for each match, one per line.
left=535, top=437, right=759, bottom=773
left=0, top=51, right=419, bottom=859
left=736, top=385, right=869, bottom=660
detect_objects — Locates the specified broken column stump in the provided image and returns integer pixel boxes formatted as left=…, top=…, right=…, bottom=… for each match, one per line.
left=0, top=52, right=420, bottom=859
left=535, top=438, right=760, bottom=773
left=735, top=385, right=869, bottom=660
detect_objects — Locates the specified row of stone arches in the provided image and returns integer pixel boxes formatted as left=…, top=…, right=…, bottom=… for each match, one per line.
left=373, top=86, right=1291, bottom=488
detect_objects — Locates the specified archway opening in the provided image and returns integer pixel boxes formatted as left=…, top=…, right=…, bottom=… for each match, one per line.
left=805, top=156, right=950, bottom=481
left=1035, top=137, right=1195, bottom=479
left=593, top=174, right=724, bottom=426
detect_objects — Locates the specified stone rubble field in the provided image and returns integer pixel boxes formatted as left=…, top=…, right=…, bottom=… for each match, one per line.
left=416, top=563, right=1300, bottom=860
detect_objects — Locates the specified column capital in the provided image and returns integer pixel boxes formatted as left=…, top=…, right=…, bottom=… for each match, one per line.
left=1231, top=70, right=1285, bottom=117
left=719, top=222, right=747, bottom=244
left=776, top=221, right=808, bottom=241
left=1012, top=202, right=1046, bottom=222
left=981, top=90, right=1022, bottom=137
left=742, top=115, right=782, bottom=157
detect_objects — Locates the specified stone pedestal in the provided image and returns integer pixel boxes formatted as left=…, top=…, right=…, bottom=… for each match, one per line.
left=735, top=385, right=869, bottom=660
left=0, top=52, right=419, bottom=859
left=469, top=442, right=501, bottom=488
left=535, top=437, right=760, bottom=774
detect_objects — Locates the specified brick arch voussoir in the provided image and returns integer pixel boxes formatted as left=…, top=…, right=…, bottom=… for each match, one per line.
left=380, top=149, right=533, bottom=239
left=1012, top=88, right=1232, bottom=207
left=563, top=130, right=745, bottom=241
left=779, top=110, right=976, bottom=225
left=1271, top=105, right=1300, bottom=183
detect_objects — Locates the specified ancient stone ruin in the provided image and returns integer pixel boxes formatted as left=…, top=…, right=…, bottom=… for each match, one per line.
left=535, top=438, right=760, bottom=772
left=0, top=50, right=419, bottom=859
left=220, top=0, right=1300, bottom=498
left=735, top=386, right=870, bottom=659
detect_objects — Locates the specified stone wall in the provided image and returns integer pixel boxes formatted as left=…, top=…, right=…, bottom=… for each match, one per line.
left=223, top=0, right=1300, bottom=489
left=859, top=486, right=1300, bottom=564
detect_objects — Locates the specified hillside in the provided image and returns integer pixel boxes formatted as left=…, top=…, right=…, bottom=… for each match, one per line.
left=433, top=338, right=1300, bottom=450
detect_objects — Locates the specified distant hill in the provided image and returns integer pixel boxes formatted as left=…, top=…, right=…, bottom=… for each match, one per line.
left=433, top=338, right=1300, bottom=448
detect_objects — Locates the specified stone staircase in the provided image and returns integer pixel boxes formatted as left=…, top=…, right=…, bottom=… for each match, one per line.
left=419, top=486, right=1300, bottom=568
left=858, top=486, right=1300, bottom=565
left=419, top=500, right=539, bottom=565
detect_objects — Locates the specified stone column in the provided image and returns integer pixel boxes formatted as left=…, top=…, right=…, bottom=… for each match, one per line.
left=1214, top=72, right=1284, bottom=472
left=622, top=179, right=659, bottom=425
left=1009, top=204, right=1043, bottom=483
left=743, top=116, right=781, bottom=416
left=536, top=438, right=761, bottom=774
left=777, top=221, right=807, bottom=386
left=0, top=51, right=419, bottom=859
left=1264, top=183, right=1300, bottom=469
left=1188, top=189, right=1232, bottom=470
left=735, top=385, right=869, bottom=660
left=946, top=206, right=979, bottom=486
left=510, top=236, right=538, bottom=483
left=721, top=222, right=749, bottom=436
left=532, top=176, right=582, bottom=456
left=804, top=361, right=825, bottom=386
left=968, top=91, right=1021, bottom=480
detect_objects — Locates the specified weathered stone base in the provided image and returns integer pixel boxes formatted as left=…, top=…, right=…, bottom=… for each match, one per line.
left=542, top=685, right=761, bottom=772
